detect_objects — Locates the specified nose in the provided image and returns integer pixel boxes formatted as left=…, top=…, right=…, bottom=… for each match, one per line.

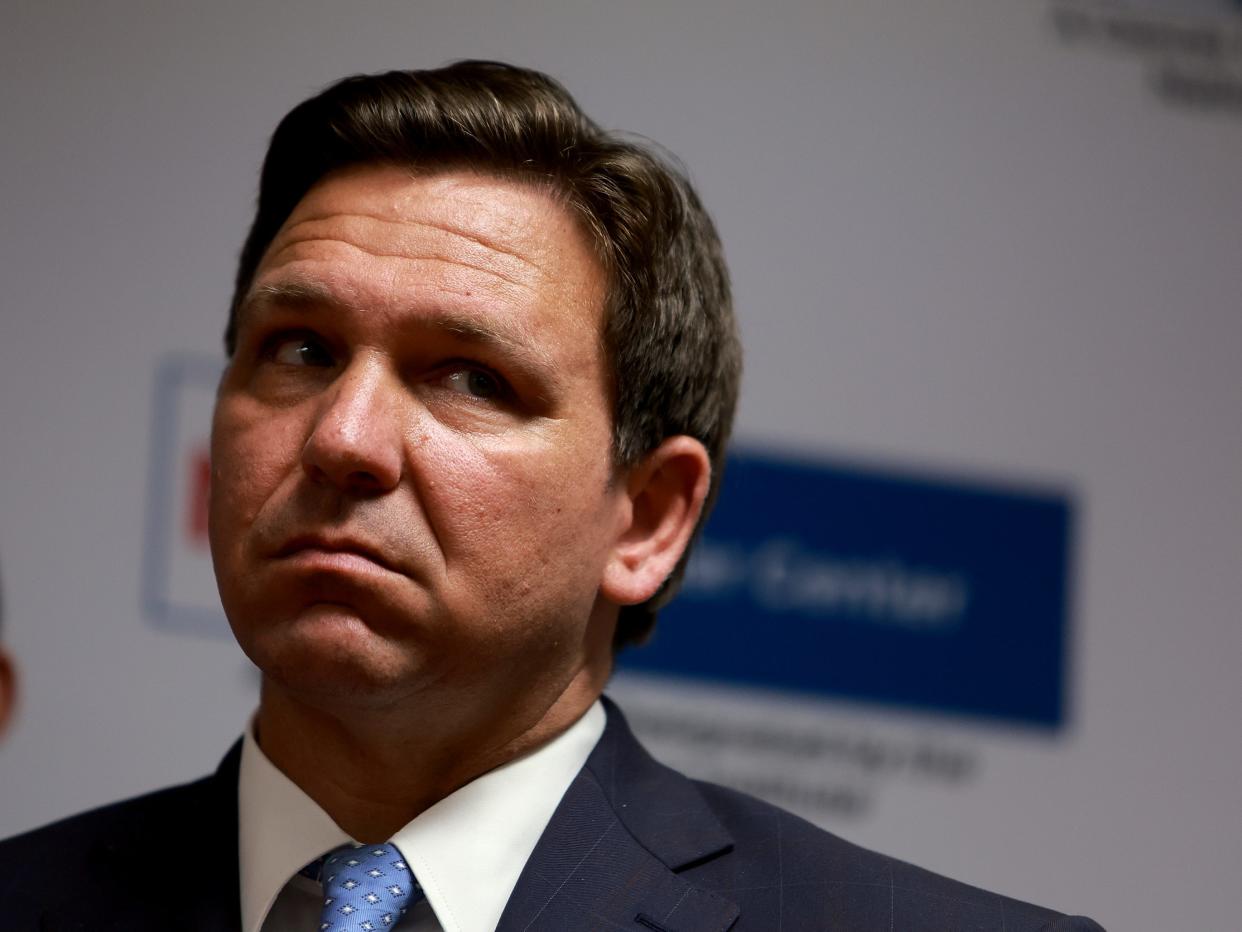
left=301, top=357, right=404, bottom=496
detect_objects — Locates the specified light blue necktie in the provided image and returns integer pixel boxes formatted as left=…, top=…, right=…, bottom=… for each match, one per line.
left=316, top=841, right=423, bottom=931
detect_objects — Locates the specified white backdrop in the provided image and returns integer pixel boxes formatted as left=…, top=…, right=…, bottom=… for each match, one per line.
left=3, top=2, right=1242, bottom=930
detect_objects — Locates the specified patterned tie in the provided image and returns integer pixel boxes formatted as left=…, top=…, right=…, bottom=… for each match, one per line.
left=316, top=841, right=424, bottom=931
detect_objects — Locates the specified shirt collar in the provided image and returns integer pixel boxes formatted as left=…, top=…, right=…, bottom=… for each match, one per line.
left=238, top=700, right=605, bottom=932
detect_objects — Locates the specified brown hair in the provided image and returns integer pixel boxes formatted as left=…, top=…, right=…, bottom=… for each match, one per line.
left=226, top=61, right=741, bottom=648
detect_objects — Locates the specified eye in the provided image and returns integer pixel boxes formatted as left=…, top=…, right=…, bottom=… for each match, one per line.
left=268, top=333, right=334, bottom=368
left=442, top=367, right=504, bottom=400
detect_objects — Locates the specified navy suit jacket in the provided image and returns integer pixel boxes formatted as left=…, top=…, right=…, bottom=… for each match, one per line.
left=0, top=699, right=1103, bottom=930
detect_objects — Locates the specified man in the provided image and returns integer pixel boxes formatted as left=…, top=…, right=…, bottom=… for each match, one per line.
left=0, top=62, right=1102, bottom=931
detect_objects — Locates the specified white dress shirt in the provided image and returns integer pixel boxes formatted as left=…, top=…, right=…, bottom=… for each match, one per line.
left=238, top=701, right=606, bottom=932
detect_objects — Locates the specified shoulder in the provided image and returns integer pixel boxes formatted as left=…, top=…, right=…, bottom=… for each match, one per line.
left=688, top=778, right=1104, bottom=931
left=0, top=744, right=241, bottom=929
left=595, top=696, right=1101, bottom=931
left=0, top=771, right=214, bottom=860
left=0, top=774, right=217, bottom=893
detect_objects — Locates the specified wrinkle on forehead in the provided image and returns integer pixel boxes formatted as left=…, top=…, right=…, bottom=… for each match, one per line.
left=273, top=165, right=586, bottom=270
left=272, top=211, right=543, bottom=293
left=243, top=167, right=608, bottom=380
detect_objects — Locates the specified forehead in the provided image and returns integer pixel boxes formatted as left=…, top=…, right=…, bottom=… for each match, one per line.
left=247, top=165, right=607, bottom=353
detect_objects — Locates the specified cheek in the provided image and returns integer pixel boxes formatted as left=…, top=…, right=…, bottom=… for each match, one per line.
left=209, top=404, right=305, bottom=541
left=419, top=429, right=618, bottom=571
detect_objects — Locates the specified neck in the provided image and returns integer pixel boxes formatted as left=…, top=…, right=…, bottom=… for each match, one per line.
left=255, top=664, right=608, bottom=842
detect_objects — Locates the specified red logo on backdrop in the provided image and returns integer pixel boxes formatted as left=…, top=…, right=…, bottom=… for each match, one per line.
left=143, top=354, right=225, bottom=635
left=186, top=445, right=211, bottom=547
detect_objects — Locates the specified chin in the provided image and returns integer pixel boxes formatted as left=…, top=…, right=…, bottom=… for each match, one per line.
left=236, top=605, right=429, bottom=706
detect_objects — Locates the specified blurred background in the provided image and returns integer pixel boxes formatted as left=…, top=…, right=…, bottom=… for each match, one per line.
left=3, top=2, right=1241, bottom=929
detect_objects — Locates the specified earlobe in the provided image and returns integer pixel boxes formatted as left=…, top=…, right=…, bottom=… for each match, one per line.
left=601, top=436, right=711, bottom=606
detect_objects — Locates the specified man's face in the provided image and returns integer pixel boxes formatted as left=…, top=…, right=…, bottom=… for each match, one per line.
left=209, top=166, right=627, bottom=718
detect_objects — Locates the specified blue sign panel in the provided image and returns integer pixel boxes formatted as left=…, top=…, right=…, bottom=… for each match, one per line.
left=620, top=450, right=1074, bottom=728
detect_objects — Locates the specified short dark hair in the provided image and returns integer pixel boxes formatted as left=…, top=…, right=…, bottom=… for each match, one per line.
left=226, top=60, right=741, bottom=648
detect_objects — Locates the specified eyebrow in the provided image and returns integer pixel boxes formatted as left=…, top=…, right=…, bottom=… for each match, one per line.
left=238, top=281, right=347, bottom=329
left=238, top=279, right=561, bottom=379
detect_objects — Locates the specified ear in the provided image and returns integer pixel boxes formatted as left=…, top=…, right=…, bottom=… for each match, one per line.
left=601, top=435, right=712, bottom=606
left=0, top=648, right=16, bottom=741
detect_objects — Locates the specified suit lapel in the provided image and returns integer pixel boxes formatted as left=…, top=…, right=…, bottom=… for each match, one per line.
left=497, top=698, right=739, bottom=932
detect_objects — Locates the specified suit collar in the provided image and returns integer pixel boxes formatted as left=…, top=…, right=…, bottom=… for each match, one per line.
left=497, top=696, right=739, bottom=932
left=585, top=697, right=734, bottom=872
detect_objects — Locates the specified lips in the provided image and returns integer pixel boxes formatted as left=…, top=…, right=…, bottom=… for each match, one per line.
left=274, top=534, right=396, bottom=573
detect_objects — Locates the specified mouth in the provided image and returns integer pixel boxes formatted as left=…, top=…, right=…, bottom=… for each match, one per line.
left=274, top=535, right=397, bottom=574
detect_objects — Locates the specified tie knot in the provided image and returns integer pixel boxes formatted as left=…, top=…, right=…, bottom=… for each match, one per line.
left=317, top=841, right=423, bottom=931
